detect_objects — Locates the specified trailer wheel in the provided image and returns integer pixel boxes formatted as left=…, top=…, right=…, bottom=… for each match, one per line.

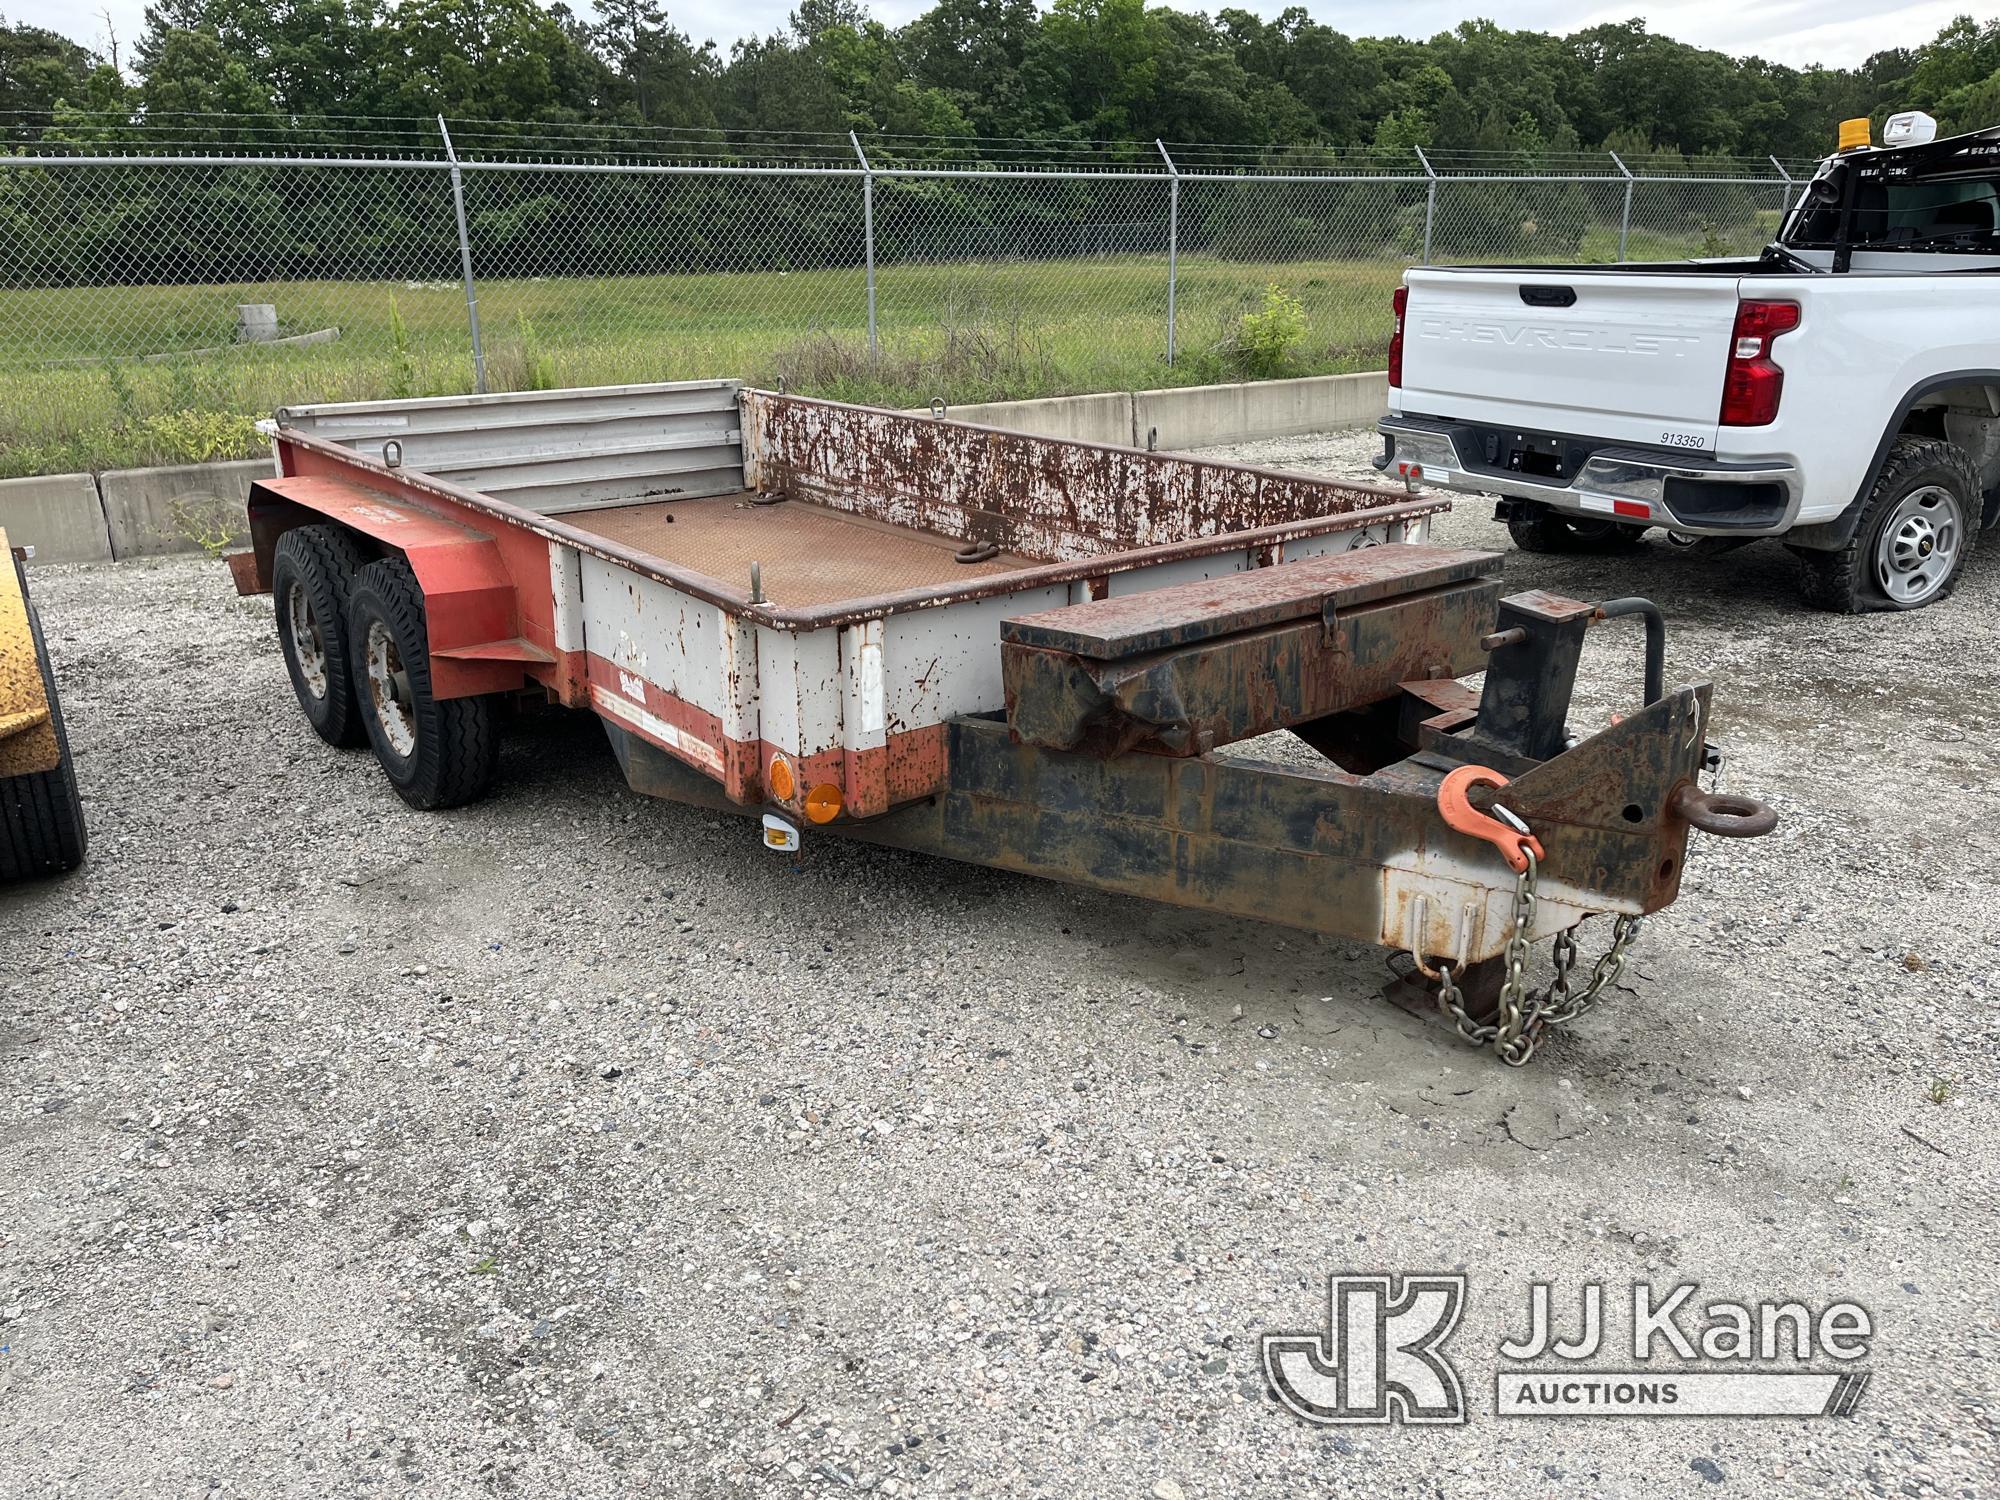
left=1, top=600, right=87, bottom=880
left=1794, top=438, right=1979, bottom=613
left=345, top=557, right=499, bottom=810
left=272, top=524, right=370, bottom=747
left=1504, top=501, right=1648, bottom=554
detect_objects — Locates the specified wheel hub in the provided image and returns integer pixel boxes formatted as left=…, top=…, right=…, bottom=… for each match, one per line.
left=287, top=582, right=328, bottom=700
left=1875, top=485, right=1963, bottom=605
left=366, top=619, right=418, bottom=757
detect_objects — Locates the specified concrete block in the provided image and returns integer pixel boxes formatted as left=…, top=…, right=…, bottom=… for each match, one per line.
left=908, top=391, right=1135, bottom=448
left=98, top=457, right=273, bottom=560
left=236, top=303, right=280, bottom=343
left=1132, top=371, right=1390, bottom=451
left=0, top=472, right=112, bottom=565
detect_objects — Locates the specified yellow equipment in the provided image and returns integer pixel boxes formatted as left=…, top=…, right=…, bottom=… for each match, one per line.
left=0, top=528, right=86, bottom=878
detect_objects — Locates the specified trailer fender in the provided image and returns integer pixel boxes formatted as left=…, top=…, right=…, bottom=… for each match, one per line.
left=243, top=476, right=546, bottom=698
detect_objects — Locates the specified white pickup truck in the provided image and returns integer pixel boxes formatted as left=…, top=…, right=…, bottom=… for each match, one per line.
left=1378, top=112, right=2000, bottom=611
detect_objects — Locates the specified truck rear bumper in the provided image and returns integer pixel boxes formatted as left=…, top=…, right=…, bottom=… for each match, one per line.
left=1377, top=415, right=1801, bottom=536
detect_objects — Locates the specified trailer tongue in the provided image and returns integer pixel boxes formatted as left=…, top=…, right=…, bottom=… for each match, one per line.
left=234, top=380, right=1774, bottom=1064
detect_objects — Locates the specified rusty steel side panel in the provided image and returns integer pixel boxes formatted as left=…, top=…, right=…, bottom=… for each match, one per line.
left=742, top=389, right=1428, bottom=563
left=0, top=534, right=59, bottom=780
left=1004, top=578, right=1503, bottom=757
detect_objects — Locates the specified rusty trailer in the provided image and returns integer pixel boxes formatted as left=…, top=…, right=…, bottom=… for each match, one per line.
left=232, top=379, right=1773, bottom=1063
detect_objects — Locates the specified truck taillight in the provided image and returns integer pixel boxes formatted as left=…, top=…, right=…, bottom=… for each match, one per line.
left=1389, top=285, right=1408, bottom=388
left=1719, top=299, right=1800, bottom=427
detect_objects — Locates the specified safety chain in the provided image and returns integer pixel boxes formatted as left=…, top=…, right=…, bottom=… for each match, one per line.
left=1427, top=822, right=1646, bottom=1067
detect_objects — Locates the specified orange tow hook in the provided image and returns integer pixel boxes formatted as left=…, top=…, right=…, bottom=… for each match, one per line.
left=1437, top=764, right=1544, bottom=874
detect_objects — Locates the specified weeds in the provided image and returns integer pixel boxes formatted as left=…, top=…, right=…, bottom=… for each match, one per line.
left=1223, top=283, right=1309, bottom=378
left=387, top=295, right=416, bottom=398
left=1926, top=1075, right=1957, bottom=1106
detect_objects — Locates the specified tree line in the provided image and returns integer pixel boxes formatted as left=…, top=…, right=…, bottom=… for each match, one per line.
left=2, top=5, right=1999, bottom=294
left=3, top=3, right=2000, bottom=163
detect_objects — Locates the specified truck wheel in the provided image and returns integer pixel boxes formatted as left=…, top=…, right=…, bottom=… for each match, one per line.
left=345, top=557, right=499, bottom=811
left=1794, top=438, right=1978, bottom=613
left=1504, top=502, right=1648, bottom=554
left=1, top=601, right=87, bottom=879
left=272, top=524, right=370, bottom=747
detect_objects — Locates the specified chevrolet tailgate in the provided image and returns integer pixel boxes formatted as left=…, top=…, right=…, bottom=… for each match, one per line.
left=1392, top=267, right=1744, bottom=453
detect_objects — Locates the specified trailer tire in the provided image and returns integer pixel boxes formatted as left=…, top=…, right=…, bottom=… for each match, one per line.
left=1504, top=502, right=1648, bottom=554
left=1793, top=437, right=1978, bottom=613
left=345, top=557, right=499, bottom=811
left=1, top=599, right=87, bottom=880
left=272, top=524, right=370, bottom=747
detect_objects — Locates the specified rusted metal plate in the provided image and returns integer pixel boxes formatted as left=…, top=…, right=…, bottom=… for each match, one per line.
left=1004, top=571, right=1502, bottom=757
left=565, top=492, right=1035, bottom=607
left=1002, top=546, right=1499, bottom=658
left=742, top=389, right=1429, bottom=564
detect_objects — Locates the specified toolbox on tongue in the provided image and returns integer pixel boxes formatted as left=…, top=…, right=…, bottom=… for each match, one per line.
left=999, top=546, right=1504, bottom=758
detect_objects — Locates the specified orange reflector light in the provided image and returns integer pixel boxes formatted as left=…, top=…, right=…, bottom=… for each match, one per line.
left=768, top=754, right=796, bottom=801
left=804, top=783, right=843, bottom=824
left=1838, top=117, right=1871, bottom=151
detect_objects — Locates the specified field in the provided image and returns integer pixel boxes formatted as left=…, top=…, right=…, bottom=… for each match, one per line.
left=0, top=203, right=1766, bottom=480
left=1, top=250, right=1392, bottom=477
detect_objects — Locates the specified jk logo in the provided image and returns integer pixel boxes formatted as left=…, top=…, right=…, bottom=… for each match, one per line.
left=1262, top=1273, right=1467, bottom=1425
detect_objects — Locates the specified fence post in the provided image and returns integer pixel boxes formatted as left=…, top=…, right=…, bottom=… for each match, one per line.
left=1610, top=150, right=1635, bottom=263
left=1769, top=155, right=1796, bottom=229
left=436, top=116, right=487, bottom=394
left=851, top=131, right=878, bottom=361
left=1155, top=139, right=1179, bottom=366
left=1414, top=145, right=1437, bottom=264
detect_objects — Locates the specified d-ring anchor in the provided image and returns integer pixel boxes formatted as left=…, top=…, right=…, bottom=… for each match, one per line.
left=1437, top=764, right=1545, bottom=873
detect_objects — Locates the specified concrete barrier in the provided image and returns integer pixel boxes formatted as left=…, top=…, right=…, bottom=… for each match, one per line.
left=0, top=472, right=113, bottom=565
left=98, top=458, right=272, bottom=560
left=1131, top=371, right=1389, bottom=450
left=905, top=371, right=1387, bottom=453
left=905, top=391, right=1135, bottom=447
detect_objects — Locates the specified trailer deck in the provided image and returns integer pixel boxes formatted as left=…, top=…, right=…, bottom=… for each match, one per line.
left=564, top=493, right=1038, bottom=606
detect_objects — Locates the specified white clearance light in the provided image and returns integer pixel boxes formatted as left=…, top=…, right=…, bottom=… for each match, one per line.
left=1883, top=111, right=1938, bottom=147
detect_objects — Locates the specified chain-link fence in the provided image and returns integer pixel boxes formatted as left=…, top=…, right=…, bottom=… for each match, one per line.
left=0, top=127, right=1814, bottom=475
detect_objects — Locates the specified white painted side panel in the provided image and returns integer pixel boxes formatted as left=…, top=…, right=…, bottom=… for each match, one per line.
left=755, top=626, right=844, bottom=756
left=841, top=620, right=888, bottom=757
left=578, top=555, right=727, bottom=718
left=882, top=586, right=1068, bottom=729
left=548, top=542, right=585, bottom=653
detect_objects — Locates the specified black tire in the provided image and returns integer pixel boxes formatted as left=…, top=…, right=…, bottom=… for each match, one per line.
left=1794, top=437, right=1979, bottom=613
left=1504, top=501, right=1649, bottom=554
left=345, top=557, right=499, bottom=811
left=272, top=524, right=371, bottom=747
left=1, top=594, right=87, bottom=880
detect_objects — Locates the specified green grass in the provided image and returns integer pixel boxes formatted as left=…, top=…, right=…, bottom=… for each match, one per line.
left=0, top=228, right=1721, bottom=477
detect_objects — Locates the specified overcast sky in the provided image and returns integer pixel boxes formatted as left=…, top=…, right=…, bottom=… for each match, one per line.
left=18, top=0, right=1972, bottom=76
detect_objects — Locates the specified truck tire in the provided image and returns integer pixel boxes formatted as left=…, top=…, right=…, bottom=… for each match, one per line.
left=272, top=524, right=370, bottom=747
left=1, top=600, right=87, bottom=879
left=1794, top=437, right=1978, bottom=613
left=1504, top=502, right=1648, bottom=554
left=345, top=557, right=499, bottom=810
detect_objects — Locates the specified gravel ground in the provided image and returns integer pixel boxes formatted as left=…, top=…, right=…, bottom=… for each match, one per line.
left=3, top=434, right=1995, bottom=1500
